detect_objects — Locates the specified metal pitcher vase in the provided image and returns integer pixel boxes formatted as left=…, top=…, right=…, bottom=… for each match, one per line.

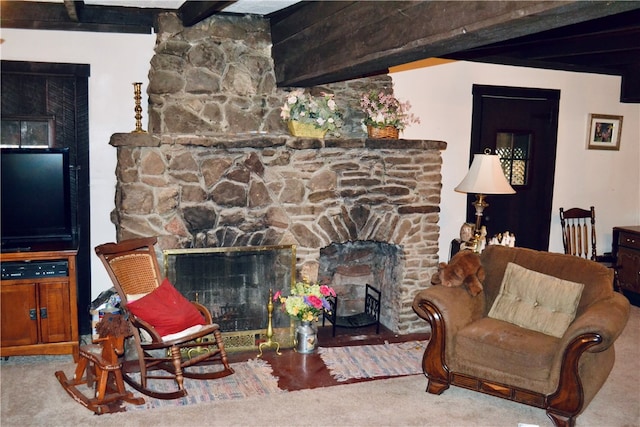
left=295, top=320, right=317, bottom=353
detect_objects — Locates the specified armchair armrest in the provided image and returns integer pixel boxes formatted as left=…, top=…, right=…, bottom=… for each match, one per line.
left=412, top=285, right=485, bottom=336
left=559, top=293, right=630, bottom=354
left=412, top=285, right=486, bottom=394
left=544, top=293, right=630, bottom=420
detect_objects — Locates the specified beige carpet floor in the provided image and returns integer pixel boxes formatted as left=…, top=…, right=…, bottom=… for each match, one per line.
left=1, top=306, right=638, bottom=427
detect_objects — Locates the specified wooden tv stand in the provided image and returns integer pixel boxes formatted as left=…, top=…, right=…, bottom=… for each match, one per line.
left=1, top=244, right=79, bottom=361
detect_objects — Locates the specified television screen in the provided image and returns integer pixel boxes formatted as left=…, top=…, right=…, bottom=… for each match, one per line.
left=1, top=148, right=73, bottom=246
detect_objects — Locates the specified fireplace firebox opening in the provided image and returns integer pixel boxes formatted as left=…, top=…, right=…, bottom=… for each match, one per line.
left=318, top=240, right=403, bottom=331
left=163, top=245, right=296, bottom=350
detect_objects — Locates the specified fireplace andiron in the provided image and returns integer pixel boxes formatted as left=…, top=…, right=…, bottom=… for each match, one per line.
left=257, top=288, right=281, bottom=357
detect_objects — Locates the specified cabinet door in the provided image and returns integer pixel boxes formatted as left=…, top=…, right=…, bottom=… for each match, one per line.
left=618, top=247, right=640, bottom=293
left=38, top=281, right=72, bottom=343
left=0, top=283, right=39, bottom=347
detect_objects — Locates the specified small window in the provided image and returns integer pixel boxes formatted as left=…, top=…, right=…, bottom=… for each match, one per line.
left=495, top=131, right=532, bottom=186
left=1, top=116, right=55, bottom=148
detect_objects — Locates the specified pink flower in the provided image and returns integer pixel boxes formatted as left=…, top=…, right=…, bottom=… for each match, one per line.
left=273, top=290, right=281, bottom=301
left=320, top=285, right=336, bottom=297
left=306, top=295, right=324, bottom=309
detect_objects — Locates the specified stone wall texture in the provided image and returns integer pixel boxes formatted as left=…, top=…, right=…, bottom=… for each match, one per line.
left=109, top=12, right=446, bottom=334
left=112, top=138, right=444, bottom=333
left=147, top=12, right=393, bottom=138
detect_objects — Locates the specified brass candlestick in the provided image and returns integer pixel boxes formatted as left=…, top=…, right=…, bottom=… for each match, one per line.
left=131, top=82, right=146, bottom=133
left=258, top=289, right=281, bottom=357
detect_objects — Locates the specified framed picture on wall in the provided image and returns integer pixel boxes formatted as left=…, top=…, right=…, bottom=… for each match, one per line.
left=587, top=113, right=623, bottom=151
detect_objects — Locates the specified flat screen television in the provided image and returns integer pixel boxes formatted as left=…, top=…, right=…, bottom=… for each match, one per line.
left=1, top=148, right=73, bottom=247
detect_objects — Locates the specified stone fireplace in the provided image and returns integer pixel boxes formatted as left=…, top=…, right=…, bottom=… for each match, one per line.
left=107, top=12, right=446, bottom=334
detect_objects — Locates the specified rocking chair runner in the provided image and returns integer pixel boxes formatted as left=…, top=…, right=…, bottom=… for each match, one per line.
left=94, top=237, right=234, bottom=400
left=55, top=313, right=145, bottom=414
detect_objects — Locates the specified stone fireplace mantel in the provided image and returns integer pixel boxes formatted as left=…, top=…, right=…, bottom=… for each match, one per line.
left=110, top=132, right=446, bottom=151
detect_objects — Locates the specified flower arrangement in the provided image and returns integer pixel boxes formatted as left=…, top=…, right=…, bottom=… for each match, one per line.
left=360, top=90, right=420, bottom=130
left=280, top=89, right=343, bottom=135
left=274, top=277, right=336, bottom=322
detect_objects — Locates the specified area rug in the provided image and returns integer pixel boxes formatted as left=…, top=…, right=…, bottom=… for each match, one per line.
left=126, top=358, right=285, bottom=410
left=318, top=340, right=426, bottom=382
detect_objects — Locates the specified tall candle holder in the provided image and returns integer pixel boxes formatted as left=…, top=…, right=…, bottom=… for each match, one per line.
left=257, top=289, right=281, bottom=357
left=131, top=82, right=146, bottom=133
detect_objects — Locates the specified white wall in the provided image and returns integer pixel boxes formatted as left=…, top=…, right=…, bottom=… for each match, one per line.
left=2, top=28, right=639, bottom=296
left=1, top=28, right=156, bottom=298
left=393, top=61, right=640, bottom=261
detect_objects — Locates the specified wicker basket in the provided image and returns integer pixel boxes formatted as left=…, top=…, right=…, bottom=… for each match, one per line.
left=367, top=125, right=399, bottom=139
left=288, top=120, right=327, bottom=138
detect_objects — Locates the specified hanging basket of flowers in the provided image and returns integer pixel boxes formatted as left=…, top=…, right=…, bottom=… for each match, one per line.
left=280, top=90, right=343, bottom=138
left=360, top=90, right=420, bottom=139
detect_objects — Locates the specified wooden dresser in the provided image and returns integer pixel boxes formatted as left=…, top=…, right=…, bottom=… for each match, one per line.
left=613, top=226, right=640, bottom=299
left=1, top=243, right=79, bottom=361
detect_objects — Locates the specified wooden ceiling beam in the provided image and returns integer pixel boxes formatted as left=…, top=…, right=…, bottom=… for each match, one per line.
left=0, top=1, right=161, bottom=34
left=271, top=1, right=640, bottom=87
left=179, top=1, right=236, bottom=27
left=63, top=0, right=81, bottom=22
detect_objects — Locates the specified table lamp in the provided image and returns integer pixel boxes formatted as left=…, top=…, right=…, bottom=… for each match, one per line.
left=454, top=150, right=515, bottom=240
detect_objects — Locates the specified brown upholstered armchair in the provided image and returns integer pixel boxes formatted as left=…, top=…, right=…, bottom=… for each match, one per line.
left=412, top=245, right=630, bottom=427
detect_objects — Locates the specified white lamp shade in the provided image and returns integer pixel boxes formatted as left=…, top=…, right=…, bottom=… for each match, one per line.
left=454, top=154, right=515, bottom=194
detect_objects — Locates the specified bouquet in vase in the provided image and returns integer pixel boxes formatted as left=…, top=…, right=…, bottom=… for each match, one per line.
left=274, top=277, right=336, bottom=322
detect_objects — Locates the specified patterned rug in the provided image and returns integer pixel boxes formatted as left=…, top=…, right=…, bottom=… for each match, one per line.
left=126, top=359, right=285, bottom=410
left=318, top=340, right=426, bottom=382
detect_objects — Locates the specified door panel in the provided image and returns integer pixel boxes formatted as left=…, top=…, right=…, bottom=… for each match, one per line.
left=0, top=283, right=39, bottom=347
left=39, top=281, right=72, bottom=343
left=469, top=85, right=560, bottom=251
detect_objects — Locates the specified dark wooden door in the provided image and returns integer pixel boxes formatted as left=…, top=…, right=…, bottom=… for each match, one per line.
left=468, top=85, right=560, bottom=251
left=1, top=60, right=92, bottom=335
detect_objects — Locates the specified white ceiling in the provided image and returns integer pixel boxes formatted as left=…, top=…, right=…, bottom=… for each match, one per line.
left=80, top=0, right=300, bottom=14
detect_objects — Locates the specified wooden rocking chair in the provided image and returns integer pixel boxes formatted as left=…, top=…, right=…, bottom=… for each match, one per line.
left=55, top=313, right=145, bottom=414
left=94, top=237, right=234, bottom=400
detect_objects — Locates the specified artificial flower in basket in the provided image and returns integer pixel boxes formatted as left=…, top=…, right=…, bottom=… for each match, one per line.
left=280, top=89, right=343, bottom=138
left=274, top=277, right=336, bottom=322
left=360, top=90, right=420, bottom=139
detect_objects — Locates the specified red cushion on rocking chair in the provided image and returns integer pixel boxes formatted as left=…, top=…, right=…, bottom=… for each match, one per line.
left=126, top=278, right=206, bottom=337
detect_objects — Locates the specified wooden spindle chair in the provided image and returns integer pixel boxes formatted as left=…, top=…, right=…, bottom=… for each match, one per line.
left=559, top=206, right=619, bottom=290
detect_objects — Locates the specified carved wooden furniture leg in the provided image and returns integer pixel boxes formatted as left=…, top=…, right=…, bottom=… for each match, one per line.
left=170, top=345, right=184, bottom=392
